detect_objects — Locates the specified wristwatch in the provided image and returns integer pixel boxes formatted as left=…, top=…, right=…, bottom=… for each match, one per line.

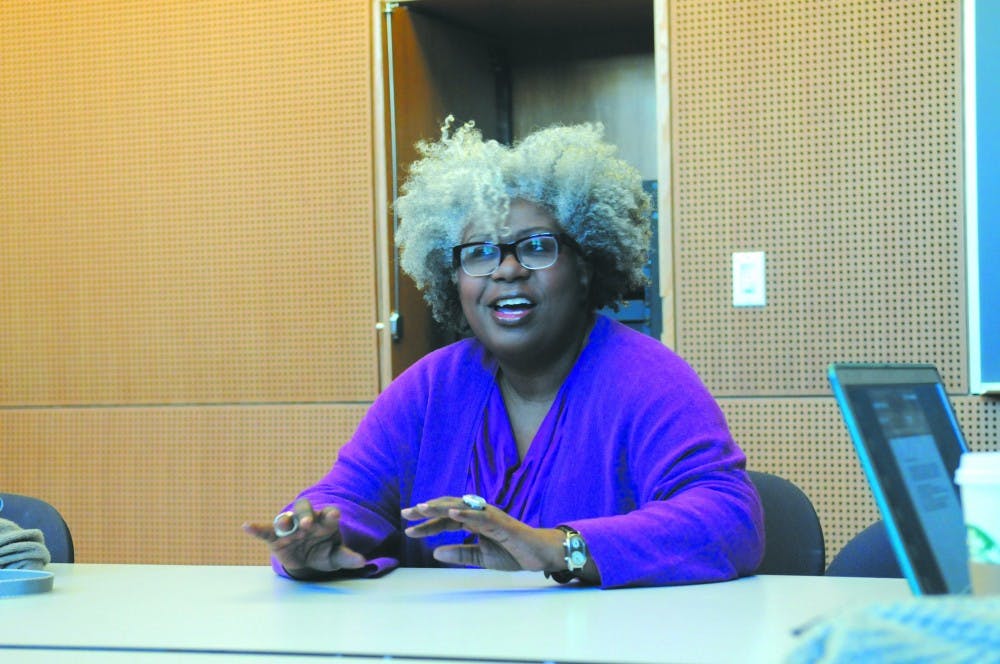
left=547, top=526, right=588, bottom=584
left=561, top=526, right=588, bottom=572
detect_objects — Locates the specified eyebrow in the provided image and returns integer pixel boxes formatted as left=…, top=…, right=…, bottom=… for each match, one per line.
left=462, top=228, right=557, bottom=243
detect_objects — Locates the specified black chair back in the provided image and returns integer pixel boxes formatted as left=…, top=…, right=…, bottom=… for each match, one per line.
left=0, top=493, right=75, bottom=563
left=748, top=471, right=825, bottom=575
left=826, top=520, right=902, bottom=578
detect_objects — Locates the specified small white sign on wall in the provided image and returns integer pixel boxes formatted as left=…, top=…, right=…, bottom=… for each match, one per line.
left=732, top=251, right=767, bottom=307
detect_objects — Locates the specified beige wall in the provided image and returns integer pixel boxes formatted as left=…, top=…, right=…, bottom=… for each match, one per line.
left=666, top=0, right=1000, bottom=559
left=1, top=1, right=377, bottom=564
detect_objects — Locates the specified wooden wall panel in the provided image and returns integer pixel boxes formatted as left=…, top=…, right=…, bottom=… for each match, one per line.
left=512, top=54, right=657, bottom=179
left=0, top=406, right=366, bottom=564
left=0, top=1, right=378, bottom=564
left=670, top=0, right=998, bottom=563
left=1, top=0, right=377, bottom=405
left=671, top=0, right=963, bottom=397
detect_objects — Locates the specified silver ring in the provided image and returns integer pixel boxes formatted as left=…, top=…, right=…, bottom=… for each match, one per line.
left=273, top=511, right=299, bottom=537
left=462, top=494, right=487, bottom=511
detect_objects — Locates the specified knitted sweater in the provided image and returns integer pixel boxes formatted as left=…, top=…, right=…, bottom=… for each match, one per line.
left=280, top=315, right=764, bottom=588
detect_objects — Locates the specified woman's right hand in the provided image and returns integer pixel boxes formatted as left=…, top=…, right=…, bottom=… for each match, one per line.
left=242, top=499, right=366, bottom=579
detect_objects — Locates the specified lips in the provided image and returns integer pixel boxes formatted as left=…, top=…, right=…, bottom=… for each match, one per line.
left=489, top=295, right=536, bottom=322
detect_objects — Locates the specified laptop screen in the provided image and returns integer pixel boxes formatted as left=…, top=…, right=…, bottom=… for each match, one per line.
left=829, top=363, right=971, bottom=595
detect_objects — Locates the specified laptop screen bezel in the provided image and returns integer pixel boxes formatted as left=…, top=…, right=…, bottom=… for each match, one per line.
left=828, top=363, right=970, bottom=595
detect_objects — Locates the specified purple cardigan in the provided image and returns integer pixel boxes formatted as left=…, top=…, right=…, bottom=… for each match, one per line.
left=279, top=315, right=764, bottom=588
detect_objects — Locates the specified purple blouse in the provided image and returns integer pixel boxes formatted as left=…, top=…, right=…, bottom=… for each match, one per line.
left=278, top=315, right=764, bottom=588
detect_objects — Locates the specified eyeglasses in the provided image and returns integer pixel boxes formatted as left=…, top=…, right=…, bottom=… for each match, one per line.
left=452, top=233, right=581, bottom=277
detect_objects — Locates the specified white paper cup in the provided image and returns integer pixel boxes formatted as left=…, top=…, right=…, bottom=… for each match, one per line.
left=954, top=451, right=1000, bottom=595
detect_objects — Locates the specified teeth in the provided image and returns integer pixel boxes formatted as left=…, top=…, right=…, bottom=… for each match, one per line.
left=495, top=297, right=532, bottom=309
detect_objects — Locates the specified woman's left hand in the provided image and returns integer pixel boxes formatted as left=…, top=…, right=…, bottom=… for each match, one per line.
left=401, top=497, right=564, bottom=572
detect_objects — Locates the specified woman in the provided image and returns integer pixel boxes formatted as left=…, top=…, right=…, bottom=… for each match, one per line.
left=244, top=119, right=764, bottom=588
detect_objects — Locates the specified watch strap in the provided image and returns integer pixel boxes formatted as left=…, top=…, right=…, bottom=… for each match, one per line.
left=546, top=569, right=575, bottom=584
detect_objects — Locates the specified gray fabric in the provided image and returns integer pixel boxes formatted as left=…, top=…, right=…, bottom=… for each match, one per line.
left=0, top=517, right=51, bottom=570
left=787, top=596, right=1000, bottom=664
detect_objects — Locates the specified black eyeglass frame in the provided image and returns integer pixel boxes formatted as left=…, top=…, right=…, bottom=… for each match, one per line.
left=451, top=233, right=583, bottom=277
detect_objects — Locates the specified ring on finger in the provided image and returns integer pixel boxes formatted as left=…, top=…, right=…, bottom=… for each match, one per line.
left=273, top=511, right=299, bottom=537
left=462, top=494, right=487, bottom=511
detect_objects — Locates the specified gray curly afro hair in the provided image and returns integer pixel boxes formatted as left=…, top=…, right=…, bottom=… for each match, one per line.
left=394, top=118, right=652, bottom=334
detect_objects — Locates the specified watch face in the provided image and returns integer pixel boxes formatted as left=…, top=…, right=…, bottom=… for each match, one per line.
left=569, top=551, right=587, bottom=566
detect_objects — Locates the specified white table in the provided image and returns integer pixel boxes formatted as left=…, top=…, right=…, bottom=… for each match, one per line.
left=0, top=564, right=910, bottom=663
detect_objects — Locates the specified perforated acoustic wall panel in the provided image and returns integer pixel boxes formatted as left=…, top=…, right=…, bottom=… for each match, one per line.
left=0, top=1, right=377, bottom=564
left=1, top=0, right=376, bottom=405
left=957, top=398, right=1000, bottom=450
left=0, top=406, right=367, bottom=564
left=671, top=0, right=963, bottom=397
left=723, top=397, right=1000, bottom=564
left=669, top=0, right=995, bottom=563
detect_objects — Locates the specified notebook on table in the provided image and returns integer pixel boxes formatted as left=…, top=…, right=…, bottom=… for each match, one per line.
left=828, top=363, right=971, bottom=595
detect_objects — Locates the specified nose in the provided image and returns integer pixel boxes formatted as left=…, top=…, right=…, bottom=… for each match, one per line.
left=491, top=251, right=528, bottom=280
